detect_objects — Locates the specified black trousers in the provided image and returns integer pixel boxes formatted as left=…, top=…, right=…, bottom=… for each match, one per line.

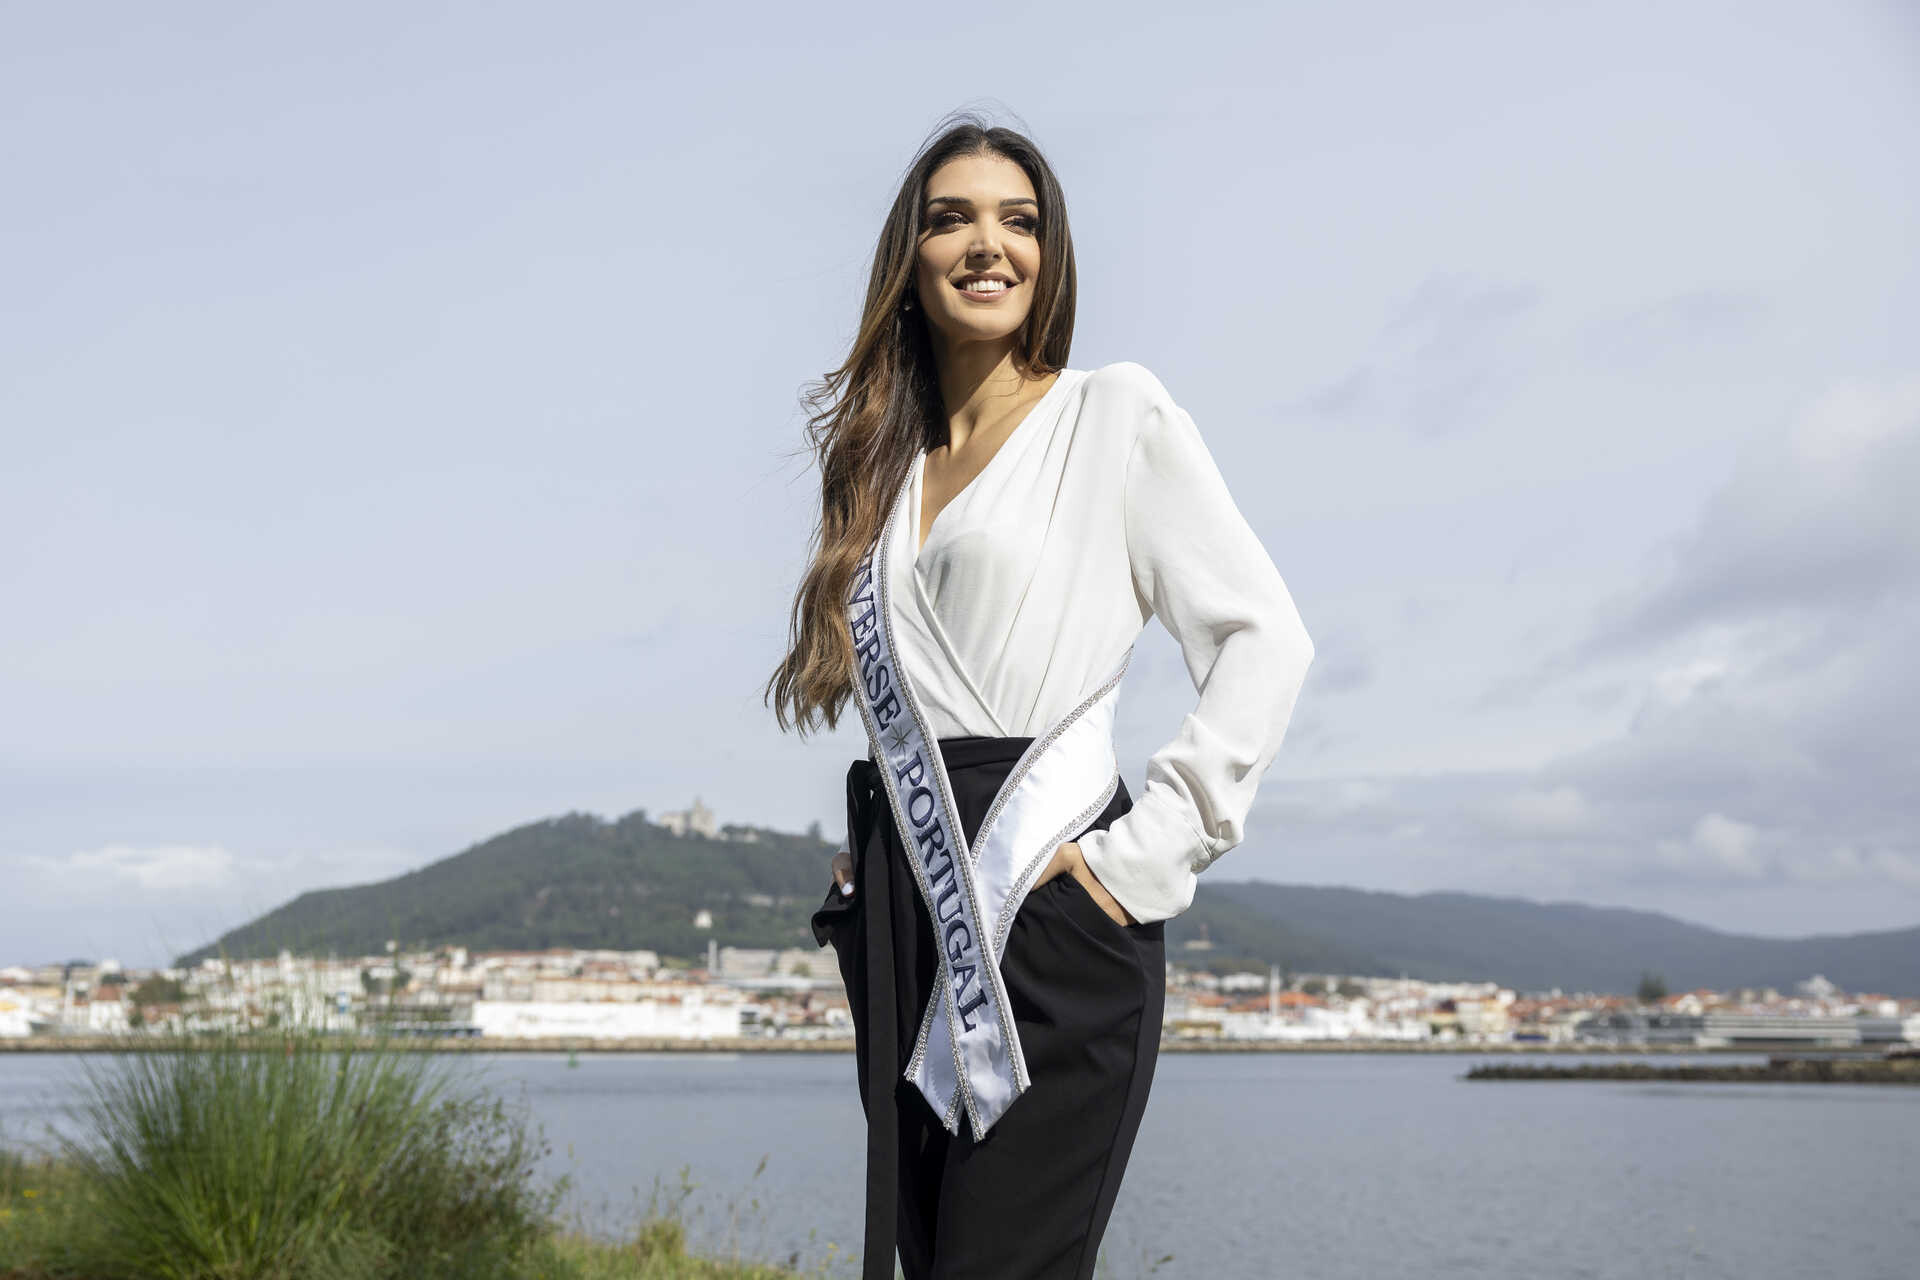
left=812, top=734, right=1167, bottom=1280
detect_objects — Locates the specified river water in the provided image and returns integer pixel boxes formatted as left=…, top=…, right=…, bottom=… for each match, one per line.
left=4, top=1050, right=1914, bottom=1279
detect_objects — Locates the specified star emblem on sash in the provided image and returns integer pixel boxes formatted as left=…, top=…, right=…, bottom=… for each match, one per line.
left=884, top=722, right=912, bottom=755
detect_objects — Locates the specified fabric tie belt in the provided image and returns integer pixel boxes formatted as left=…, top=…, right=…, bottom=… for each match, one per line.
left=810, top=753, right=908, bottom=1280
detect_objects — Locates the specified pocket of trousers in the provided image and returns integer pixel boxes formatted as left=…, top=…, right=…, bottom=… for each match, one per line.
left=809, top=865, right=866, bottom=1026
left=1056, top=872, right=1137, bottom=943
left=809, top=875, right=858, bottom=950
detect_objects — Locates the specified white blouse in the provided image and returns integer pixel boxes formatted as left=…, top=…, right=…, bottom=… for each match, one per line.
left=892, top=360, right=1315, bottom=925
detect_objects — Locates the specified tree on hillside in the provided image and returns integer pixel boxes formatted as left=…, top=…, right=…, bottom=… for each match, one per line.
left=1637, top=970, right=1668, bottom=1003
left=129, top=975, right=188, bottom=1008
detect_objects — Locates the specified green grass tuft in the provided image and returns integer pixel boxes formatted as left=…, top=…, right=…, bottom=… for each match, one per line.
left=0, top=1027, right=840, bottom=1279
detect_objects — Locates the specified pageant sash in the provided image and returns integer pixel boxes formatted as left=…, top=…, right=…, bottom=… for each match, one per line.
left=903, top=648, right=1130, bottom=1134
left=844, top=463, right=1133, bottom=1140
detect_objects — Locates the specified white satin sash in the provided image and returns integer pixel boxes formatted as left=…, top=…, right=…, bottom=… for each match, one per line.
left=845, top=462, right=1132, bottom=1140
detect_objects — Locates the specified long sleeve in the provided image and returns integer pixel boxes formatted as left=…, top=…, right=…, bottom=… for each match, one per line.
left=1076, top=366, right=1315, bottom=924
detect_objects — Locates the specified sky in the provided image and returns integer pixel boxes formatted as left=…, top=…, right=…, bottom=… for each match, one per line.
left=3, top=2, right=1916, bottom=967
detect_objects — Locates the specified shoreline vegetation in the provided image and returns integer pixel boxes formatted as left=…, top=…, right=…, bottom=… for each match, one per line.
left=0, top=1027, right=848, bottom=1280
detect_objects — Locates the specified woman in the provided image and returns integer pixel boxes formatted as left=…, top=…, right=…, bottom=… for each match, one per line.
left=764, top=114, right=1315, bottom=1280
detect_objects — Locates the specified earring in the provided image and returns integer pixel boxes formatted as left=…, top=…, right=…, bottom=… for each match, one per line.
left=901, top=293, right=915, bottom=312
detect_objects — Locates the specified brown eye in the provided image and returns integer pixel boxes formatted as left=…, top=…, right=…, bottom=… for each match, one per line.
left=1010, top=215, right=1038, bottom=232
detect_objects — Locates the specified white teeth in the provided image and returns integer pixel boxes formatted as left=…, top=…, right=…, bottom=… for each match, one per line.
left=960, top=279, right=1009, bottom=293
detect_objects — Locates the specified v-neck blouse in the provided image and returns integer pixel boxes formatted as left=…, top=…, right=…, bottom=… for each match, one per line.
left=886, top=360, right=1315, bottom=925
left=912, top=368, right=1074, bottom=561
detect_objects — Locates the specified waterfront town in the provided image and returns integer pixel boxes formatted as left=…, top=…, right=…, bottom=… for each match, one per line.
left=12, top=795, right=1910, bottom=1051
left=4, top=941, right=1916, bottom=1051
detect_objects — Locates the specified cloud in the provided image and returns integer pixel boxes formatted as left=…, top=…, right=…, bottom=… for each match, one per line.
left=1778, top=845, right=1920, bottom=890
left=32, top=843, right=239, bottom=893
left=1241, top=375, right=1920, bottom=929
left=1531, top=375, right=1920, bottom=895
left=1655, top=813, right=1767, bottom=879
left=1480, top=785, right=1593, bottom=838
left=1578, top=286, right=1769, bottom=372
left=1550, top=378, right=1920, bottom=894
left=1648, top=655, right=1731, bottom=707
left=1267, top=775, right=1405, bottom=825
left=1293, top=271, right=1545, bottom=437
left=1586, top=376, right=1920, bottom=663
left=3, top=835, right=436, bottom=966
left=1471, top=375, right=1920, bottom=711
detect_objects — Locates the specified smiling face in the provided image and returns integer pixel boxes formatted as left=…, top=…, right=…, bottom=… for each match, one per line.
left=911, top=150, right=1043, bottom=355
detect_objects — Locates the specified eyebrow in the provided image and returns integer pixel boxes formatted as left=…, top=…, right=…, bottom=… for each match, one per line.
left=925, top=195, right=1039, bottom=209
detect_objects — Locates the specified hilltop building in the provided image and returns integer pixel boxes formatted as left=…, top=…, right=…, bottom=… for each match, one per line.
left=658, top=796, right=717, bottom=839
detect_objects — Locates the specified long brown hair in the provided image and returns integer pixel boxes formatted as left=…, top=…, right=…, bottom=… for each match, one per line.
left=763, top=112, right=1078, bottom=738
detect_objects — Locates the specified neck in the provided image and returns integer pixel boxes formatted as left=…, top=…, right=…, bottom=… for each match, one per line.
left=928, top=343, right=1039, bottom=451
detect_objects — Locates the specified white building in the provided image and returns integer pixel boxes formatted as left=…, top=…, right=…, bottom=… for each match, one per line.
left=471, top=990, right=743, bottom=1040
left=74, top=986, right=131, bottom=1034
left=0, top=991, right=45, bottom=1038
left=658, top=797, right=718, bottom=839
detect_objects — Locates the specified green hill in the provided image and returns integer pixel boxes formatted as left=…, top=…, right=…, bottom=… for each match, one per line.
left=176, top=810, right=1920, bottom=997
left=176, top=810, right=836, bottom=966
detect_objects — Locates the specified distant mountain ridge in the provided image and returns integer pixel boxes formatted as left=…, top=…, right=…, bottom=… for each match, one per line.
left=1171, top=881, right=1920, bottom=996
left=178, top=810, right=1920, bottom=997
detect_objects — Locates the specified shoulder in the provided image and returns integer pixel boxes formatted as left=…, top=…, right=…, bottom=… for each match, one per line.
left=1075, top=361, right=1184, bottom=460
left=1080, top=360, right=1179, bottom=415
left=1077, top=360, right=1202, bottom=473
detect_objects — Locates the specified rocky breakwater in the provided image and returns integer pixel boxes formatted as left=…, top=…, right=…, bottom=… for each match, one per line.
left=1465, top=1046, right=1920, bottom=1085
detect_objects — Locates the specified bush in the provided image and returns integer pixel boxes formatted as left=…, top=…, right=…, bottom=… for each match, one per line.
left=23, top=1028, right=561, bottom=1280
left=0, top=1030, right=846, bottom=1279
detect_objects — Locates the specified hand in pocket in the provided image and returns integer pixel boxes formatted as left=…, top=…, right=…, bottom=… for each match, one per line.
left=810, top=847, right=859, bottom=950
left=1039, top=840, right=1136, bottom=929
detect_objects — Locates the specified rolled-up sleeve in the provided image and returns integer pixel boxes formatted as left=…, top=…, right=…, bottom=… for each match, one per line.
left=1076, top=366, right=1315, bottom=924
